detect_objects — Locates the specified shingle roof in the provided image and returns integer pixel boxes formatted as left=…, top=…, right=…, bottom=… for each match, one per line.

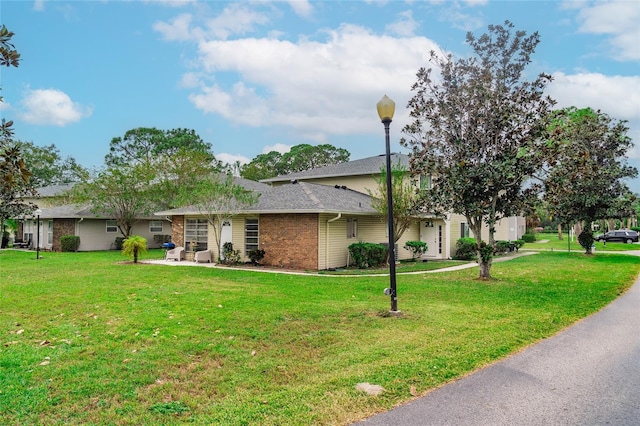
left=261, top=153, right=410, bottom=183
left=34, top=183, right=76, bottom=197
left=156, top=182, right=377, bottom=216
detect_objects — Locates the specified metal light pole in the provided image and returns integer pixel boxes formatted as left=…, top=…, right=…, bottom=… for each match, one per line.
left=377, top=95, right=399, bottom=313
left=35, top=209, right=42, bottom=260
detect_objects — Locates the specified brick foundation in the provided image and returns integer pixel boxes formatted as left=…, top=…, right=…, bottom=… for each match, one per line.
left=171, top=215, right=184, bottom=247
left=53, top=219, right=76, bottom=252
left=260, top=213, right=318, bottom=270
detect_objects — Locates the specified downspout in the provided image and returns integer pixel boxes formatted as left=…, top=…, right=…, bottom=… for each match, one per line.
left=326, top=213, right=342, bottom=270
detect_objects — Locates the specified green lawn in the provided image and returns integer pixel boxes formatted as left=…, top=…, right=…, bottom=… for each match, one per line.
left=523, top=231, right=640, bottom=252
left=1, top=249, right=639, bottom=425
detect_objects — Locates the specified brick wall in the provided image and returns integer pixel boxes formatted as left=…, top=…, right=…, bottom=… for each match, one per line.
left=53, top=219, right=76, bottom=252
left=260, top=213, right=318, bottom=270
left=171, top=215, right=184, bottom=247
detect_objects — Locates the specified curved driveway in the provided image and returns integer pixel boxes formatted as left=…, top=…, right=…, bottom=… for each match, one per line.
left=356, top=267, right=640, bottom=425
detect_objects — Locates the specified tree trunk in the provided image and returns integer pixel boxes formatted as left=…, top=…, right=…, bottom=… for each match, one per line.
left=471, top=221, right=492, bottom=280
left=557, top=224, right=563, bottom=240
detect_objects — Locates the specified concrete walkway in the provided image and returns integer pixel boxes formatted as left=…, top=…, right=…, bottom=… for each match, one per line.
left=355, top=272, right=640, bottom=425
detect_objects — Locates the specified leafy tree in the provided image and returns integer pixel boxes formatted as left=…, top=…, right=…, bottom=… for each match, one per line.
left=280, top=144, right=350, bottom=173
left=17, top=141, right=89, bottom=186
left=240, top=144, right=350, bottom=180
left=401, top=21, right=555, bottom=279
left=0, top=25, right=36, bottom=233
left=105, top=127, right=216, bottom=168
left=70, top=164, right=157, bottom=238
left=241, top=151, right=283, bottom=181
left=122, top=235, right=148, bottom=263
left=542, top=107, right=637, bottom=254
left=367, top=162, right=421, bottom=257
left=179, top=173, right=259, bottom=261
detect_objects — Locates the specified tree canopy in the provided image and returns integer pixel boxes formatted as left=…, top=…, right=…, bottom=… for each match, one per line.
left=541, top=107, right=637, bottom=253
left=0, top=25, right=36, bottom=228
left=401, top=21, right=555, bottom=279
left=17, top=141, right=89, bottom=187
left=241, top=144, right=350, bottom=180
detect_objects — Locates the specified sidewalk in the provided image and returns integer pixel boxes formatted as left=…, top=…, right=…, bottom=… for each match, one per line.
left=355, top=269, right=640, bottom=425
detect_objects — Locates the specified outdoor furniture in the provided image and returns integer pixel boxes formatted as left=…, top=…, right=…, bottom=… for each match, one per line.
left=166, top=246, right=185, bottom=261
left=194, top=250, right=212, bottom=263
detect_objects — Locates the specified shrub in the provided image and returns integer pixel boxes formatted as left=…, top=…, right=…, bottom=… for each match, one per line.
left=521, top=233, right=536, bottom=243
left=248, top=248, right=265, bottom=265
left=454, top=238, right=477, bottom=260
left=221, top=242, right=241, bottom=265
left=61, top=235, right=80, bottom=252
left=122, top=235, right=147, bottom=263
left=578, top=230, right=595, bottom=252
left=515, top=240, right=525, bottom=250
left=348, top=242, right=387, bottom=269
left=1, top=231, right=9, bottom=248
left=404, top=241, right=428, bottom=260
left=114, top=237, right=125, bottom=250
left=494, top=240, right=511, bottom=254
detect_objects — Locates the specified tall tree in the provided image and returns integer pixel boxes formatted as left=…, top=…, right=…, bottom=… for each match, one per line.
left=542, top=107, right=637, bottom=254
left=240, top=144, right=350, bottom=181
left=70, top=164, right=157, bottom=238
left=401, top=21, right=555, bottom=279
left=105, top=127, right=216, bottom=168
left=368, top=162, right=421, bottom=255
left=240, top=151, right=283, bottom=181
left=17, top=141, right=89, bottom=187
left=178, top=173, right=259, bottom=261
left=0, top=25, right=36, bottom=232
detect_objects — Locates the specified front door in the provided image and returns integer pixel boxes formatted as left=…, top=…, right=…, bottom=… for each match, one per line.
left=420, top=221, right=439, bottom=258
left=220, top=220, right=232, bottom=259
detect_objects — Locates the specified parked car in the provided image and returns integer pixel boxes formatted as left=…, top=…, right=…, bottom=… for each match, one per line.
left=595, top=230, right=639, bottom=244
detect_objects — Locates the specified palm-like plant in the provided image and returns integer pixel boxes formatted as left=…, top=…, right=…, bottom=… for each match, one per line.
left=122, top=235, right=147, bottom=263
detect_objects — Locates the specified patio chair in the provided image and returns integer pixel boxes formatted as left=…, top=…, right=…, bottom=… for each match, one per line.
left=194, top=250, right=212, bottom=263
left=166, top=246, right=185, bottom=261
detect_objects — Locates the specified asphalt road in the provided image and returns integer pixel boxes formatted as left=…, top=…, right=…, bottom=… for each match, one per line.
left=355, top=272, right=640, bottom=425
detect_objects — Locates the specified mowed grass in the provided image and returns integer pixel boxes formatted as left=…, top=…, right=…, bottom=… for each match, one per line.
left=1, top=249, right=639, bottom=425
left=525, top=231, right=640, bottom=252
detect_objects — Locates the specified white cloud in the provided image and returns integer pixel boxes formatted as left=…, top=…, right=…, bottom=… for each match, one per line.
left=188, top=24, right=437, bottom=140
left=217, top=152, right=250, bottom=165
left=287, top=0, right=313, bottom=18
left=575, top=1, right=640, bottom=61
left=154, top=4, right=269, bottom=41
left=547, top=72, right=640, bottom=122
left=386, top=10, right=419, bottom=37
left=263, top=143, right=291, bottom=154
left=19, top=88, right=92, bottom=126
left=33, top=0, right=45, bottom=12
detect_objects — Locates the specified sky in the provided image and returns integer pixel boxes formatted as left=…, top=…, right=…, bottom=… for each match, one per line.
left=2, top=0, right=639, bottom=189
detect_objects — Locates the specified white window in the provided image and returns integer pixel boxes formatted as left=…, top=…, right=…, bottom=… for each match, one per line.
left=347, top=218, right=357, bottom=239
left=420, top=174, right=432, bottom=190
left=245, top=218, right=259, bottom=255
left=47, top=221, right=53, bottom=245
left=460, top=222, right=470, bottom=238
left=106, top=220, right=118, bottom=233
left=185, top=219, right=208, bottom=251
left=149, top=220, right=164, bottom=233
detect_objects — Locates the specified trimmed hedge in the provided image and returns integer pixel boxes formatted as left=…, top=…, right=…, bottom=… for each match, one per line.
left=454, top=238, right=477, bottom=260
left=61, top=235, right=80, bottom=252
left=348, top=242, right=387, bottom=269
left=522, top=233, right=536, bottom=243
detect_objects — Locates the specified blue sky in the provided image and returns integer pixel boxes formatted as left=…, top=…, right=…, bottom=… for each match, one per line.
left=2, top=0, right=639, bottom=189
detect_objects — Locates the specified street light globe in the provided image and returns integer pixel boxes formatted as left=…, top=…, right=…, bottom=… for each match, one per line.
left=376, top=95, right=395, bottom=122
left=35, top=209, right=42, bottom=215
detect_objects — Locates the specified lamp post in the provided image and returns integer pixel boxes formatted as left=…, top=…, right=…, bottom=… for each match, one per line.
left=377, top=95, right=399, bottom=313
left=35, top=209, right=42, bottom=260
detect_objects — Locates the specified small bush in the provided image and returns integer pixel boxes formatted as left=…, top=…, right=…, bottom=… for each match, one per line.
left=114, top=237, right=125, bottom=250
left=248, top=248, right=265, bottom=265
left=494, top=240, right=511, bottom=254
left=515, top=240, right=525, bottom=250
left=221, top=242, right=241, bottom=265
left=61, top=235, right=80, bottom=252
left=122, top=235, right=147, bottom=263
left=348, top=242, right=387, bottom=268
left=454, top=237, right=477, bottom=260
left=521, top=233, right=536, bottom=243
left=578, top=230, right=595, bottom=252
left=404, top=240, right=428, bottom=260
